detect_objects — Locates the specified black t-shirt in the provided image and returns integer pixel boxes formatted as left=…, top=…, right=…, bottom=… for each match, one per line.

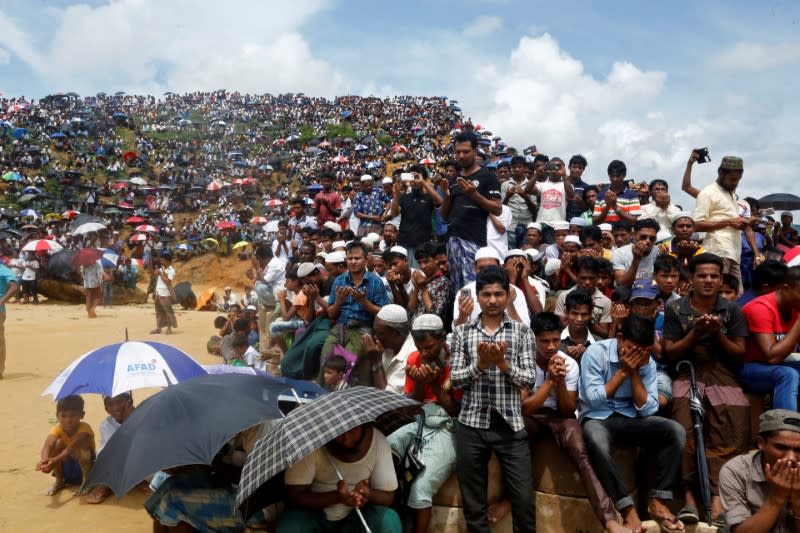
left=566, top=177, right=590, bottom=220
left=447, top=167, right=501, bottom=246
left=398, top=190, right=435, bottom=247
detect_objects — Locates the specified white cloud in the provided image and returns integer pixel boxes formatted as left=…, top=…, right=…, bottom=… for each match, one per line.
left=462, top=15, right=503, bottom=37
left=712, top=41, right=800, bottom=71
left=0, top=0, right=349, bottom=96
left=0, top=47, right=9, bottom=65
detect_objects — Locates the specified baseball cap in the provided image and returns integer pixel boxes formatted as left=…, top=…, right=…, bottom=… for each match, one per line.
left=411, top=314, right=444, bottom=331
left=759, top=409, right=800, bottom=435
left=630, top=279, right=659, bottom=300
left=719, top=156, right=743, bottom=171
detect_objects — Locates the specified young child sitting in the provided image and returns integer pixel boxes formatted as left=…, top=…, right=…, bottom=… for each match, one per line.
left=36, top=394, right=96, bottom=495
left=322, top=355, right=349, bottom=392
left=229, top=334, right=262, bottom=370
left=720, top=273, right=739, bottom=302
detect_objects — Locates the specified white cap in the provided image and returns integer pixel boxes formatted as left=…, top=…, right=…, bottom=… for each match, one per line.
left=376, top=304, right=409, bottom=326
left=360, top=174, right=374, bottom=182
left=381, top=177, right=393, bottom=185
left=474, top=247, right=501, bottom=263
left=504, top=249, right=526, bottom=260
left=326, top=251, right=346, bottom=264
left=323, top=221, right=342, bottom=232
left=365, top=232, right=381, bottom=243
left=412, top=314, right=444, bottom=331
left=552, top=220, right=570, bottom=231
left=526, top=222, right=542, bottom=231
left=331, top=240, right=346, bottom=249
left=389, top=245, right=408, bottom=257
left=316, top=251, right=327, bottom=259
left=544, top=258, right=562, bottom=277
left=563, top=235, right=582, bottom=248
left=297, top=262, right=316, bottom=278
left=599, top=223, right=613, bottom=232
left=525, top=248, right=542, bottom=262
left=569, top=217, right=587, bottom=227
left=670, top=211, right=694, bottom=224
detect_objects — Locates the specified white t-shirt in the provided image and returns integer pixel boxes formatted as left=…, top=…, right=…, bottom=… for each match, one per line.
left=22, top=259, right=39, bottom=280
left=611, top=244, right=659, bottom=285
left=452, top=280, right=530, bottom=331
left=532, top=351, right=579, bottom=410
left=284, top=429, right=398, bottom=521
left=243, top=346, right=263, bottom=370
left=536, top=181, right=567, bottom=224
left=487, top=204, right=513, bottom=258
left=382, top=334, right=417, bottom=395
left=98, top=415, right=121, bottom=454
left=155, top=265, right=175, bottom=297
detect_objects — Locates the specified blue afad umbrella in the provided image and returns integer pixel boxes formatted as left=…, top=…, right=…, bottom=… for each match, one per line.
left=12, top=127, right=27, bottom=139
left=82, top=373, right=291, bottom=497
left=236, top=387, right=419, bottom=518
left=42, top=341, right=207, bottom=400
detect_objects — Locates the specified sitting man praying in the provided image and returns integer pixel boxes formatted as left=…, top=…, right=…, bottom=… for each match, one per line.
left=278, top=423, right=401, bottom=533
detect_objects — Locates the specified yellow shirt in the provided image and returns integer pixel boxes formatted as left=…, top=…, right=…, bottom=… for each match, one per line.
left=50, top=421, right=96, bottom=453
left=693, top=182, right=740, bottom=262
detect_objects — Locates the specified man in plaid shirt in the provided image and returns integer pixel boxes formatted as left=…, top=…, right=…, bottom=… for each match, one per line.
left=451, top=265, right=536, bottom=532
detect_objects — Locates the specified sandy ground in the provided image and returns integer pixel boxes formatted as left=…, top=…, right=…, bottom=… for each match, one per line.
left=0, top=300, right=225, bottom=533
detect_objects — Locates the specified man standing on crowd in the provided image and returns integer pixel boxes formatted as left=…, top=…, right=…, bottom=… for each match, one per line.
left=692, top=156, right=748, bottom=293
left=314, top=173, right=342, bottom=227
left=451, top=266, right=536, bottom=532
left=501, top=156, right=537, bottom=248
left=390, top=166, right=442, bottom=267
left=566, top=154, right=591, bottom=221
left=592, top=160, right=641, bottom=225
left=439, top=132, right=502, bottom=292
left=353, top=174, right=385, bottom=237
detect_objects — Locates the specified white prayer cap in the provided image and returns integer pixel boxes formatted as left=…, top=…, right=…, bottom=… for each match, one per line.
left=474, top=247, right=501, bottom=263
left=377, top=304, right=409, bottom=326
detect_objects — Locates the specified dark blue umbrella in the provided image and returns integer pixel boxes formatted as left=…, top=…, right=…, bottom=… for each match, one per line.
left=83, top=373, right=292, bottom=497
left=11, top=127, right=27, bottom=139
left=49, top=132, right=67, bottom=139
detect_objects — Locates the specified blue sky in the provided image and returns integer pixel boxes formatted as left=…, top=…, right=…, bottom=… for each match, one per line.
left=1, top=0, right=799, bottom=204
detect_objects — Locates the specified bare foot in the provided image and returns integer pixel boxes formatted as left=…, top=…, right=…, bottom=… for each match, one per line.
left=46, top=479, right=66, bottom=496
left=621, top=506, right=643, bottom=533
left=487, top=500, right=511, bottom=524
left=86, top=485, right=111, bottom=504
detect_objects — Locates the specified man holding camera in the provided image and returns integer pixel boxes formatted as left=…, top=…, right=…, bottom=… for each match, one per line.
left=691, top=154, right=749, bottom=293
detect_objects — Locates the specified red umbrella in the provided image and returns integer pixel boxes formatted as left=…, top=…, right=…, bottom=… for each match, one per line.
left=122, top=151, right=138, bottom=162
left=250, top=216, right=268, bottom=224
left=215, top=221, right=236, bottom=230
left=242, top=177, right=257, bottom=185
left=135, top=224, right=159, bottom=233
left=22, top=239, right=63, bottom=254
left=331, top=155, right=348, bottom=164
left=129, top=233, right=148, bottom=242
left=71, top=247, right=103, bottom=268
left=62, top=210, right=80, bottom=219
left=266, top=199, right=283, bottom=207
left=118, top=202, right=135, bottom=210
left=391, top=144, right=408, bottom=153
left=206, top=182, right=222, bottom=191
left=231, top=178, right=244, bottom=185
left=112, top=182, right=130, bottom=191
left=125, top=216, right=146, bottom=224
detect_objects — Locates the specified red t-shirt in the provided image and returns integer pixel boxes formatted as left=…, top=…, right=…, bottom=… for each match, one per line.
left=743, top=292, right=800, bottom=363
left=314, top=191, right=342, bottom=224
left=403, top=351, right=463, bottom=402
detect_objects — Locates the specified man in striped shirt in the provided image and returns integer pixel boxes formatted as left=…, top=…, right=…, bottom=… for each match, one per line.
left=592, top=160, right=641, bottom=225
left=451, top=265, right=537, bottom=532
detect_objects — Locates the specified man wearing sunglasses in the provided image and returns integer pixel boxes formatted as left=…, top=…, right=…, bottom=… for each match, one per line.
left=612, top=217, right=660, bottom=287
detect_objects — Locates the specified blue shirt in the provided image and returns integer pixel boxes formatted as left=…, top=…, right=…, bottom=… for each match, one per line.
left=352, top=188, right=386, bottom=218
left=578, top=338, right=659, bottom=421
left=327, top=270, right=389, bottom=325
left=0, top=264, right=17, bottom=313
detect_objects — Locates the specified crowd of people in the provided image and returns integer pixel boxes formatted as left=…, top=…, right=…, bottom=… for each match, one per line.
left=11, top=90, right=800, bottom=533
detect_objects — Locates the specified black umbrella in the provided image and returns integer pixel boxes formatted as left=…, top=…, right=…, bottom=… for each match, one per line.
left=758, top=193, right=800, bottom=211
left=236, top=387, right=418, bottom=518
left=48, top=250, right=77, bottom=280
left=677, top=360, right=711, bottom=523
left=70, top=214, right=102, bottom=232
left=83, top=373, right=291, bottom=497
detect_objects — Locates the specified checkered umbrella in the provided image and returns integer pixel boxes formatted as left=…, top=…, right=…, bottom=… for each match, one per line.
left=235, top=387, right=418, bottom=517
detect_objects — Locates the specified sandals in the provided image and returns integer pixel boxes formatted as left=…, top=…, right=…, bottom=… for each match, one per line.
left=676, top=506, right=699, bottom=525
left=86, top=485, right=111, bottom=504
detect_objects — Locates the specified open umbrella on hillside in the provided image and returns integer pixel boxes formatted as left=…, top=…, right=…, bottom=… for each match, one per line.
left=71, top=248, right=104, bottom=268
left=22, top=239, right=63, bottom=254
left=758, top=193, right=800, bottom=211
left=134, top=224, right=159, bottom=233
left=125, top=216, right=146, bottom=225
left=250, top=216, right=268, bottom=225
left=73, top=222, right=107, bottom=235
